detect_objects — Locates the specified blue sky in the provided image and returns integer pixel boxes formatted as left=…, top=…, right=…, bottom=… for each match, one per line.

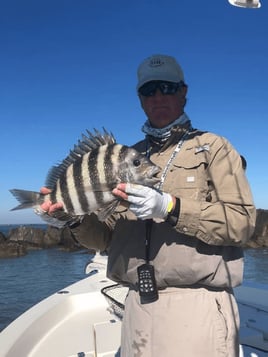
left=1, top=0, right=267, bottom=224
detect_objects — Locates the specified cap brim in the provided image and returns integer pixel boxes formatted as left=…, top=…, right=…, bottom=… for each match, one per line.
left=137, top=75, right=180, bottom=90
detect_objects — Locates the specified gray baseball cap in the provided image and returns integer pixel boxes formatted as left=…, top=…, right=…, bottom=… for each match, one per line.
left=137, top=54, right=185, bottom=90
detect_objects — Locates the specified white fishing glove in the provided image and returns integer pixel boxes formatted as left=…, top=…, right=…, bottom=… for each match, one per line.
left=125, top=183, right=174, bottom=220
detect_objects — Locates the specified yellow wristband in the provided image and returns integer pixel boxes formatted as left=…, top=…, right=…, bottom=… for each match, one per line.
left=167, top=198, right=174, bottom=213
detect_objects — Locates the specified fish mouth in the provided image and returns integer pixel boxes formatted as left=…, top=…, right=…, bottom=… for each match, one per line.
left=151, top=165, right=161, bottom=177
left=143, top=165, right=161, bottom=186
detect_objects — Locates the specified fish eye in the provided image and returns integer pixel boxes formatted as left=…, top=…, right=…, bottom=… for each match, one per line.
left=133, top=159, right=141, bottom=167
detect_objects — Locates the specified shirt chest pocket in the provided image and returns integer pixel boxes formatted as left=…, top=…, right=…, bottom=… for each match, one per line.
left=163, top=148, right=210, bottom=201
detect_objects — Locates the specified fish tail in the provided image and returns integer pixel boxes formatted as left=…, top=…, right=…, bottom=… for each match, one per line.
left=9, top=189, right=44, bottom=211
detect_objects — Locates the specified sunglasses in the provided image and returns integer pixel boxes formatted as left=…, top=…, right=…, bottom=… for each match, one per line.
left=138, top=81, right=184, bottom=97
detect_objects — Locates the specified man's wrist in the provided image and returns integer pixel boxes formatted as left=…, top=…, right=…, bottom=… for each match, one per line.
left=166, top=195, right=175, bottom=214
left=166, top=197, right=180, bottom=226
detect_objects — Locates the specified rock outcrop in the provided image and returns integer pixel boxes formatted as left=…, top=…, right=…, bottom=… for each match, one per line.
left=245, top=209, right=268, bottom=248
left=8, top=226, right=47, bottom=248
left=1, top=209, right=268, bottom=258
left=0, top=231, right=27, bottom=258
left=0, top=225, right=82, bottom=258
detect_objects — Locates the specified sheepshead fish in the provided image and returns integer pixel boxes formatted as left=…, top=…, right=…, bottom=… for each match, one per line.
left=9, top=129, right=160, bottom=223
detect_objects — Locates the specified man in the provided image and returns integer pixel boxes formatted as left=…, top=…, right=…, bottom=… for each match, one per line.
left=40, top=54, right=256, bottom=356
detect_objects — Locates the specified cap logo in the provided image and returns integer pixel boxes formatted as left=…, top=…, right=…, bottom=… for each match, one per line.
left=149, top=58, right=165, bottom=67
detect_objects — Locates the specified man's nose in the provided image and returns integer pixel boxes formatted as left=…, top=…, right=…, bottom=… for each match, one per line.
left=153, top=89, right=164, bottom=97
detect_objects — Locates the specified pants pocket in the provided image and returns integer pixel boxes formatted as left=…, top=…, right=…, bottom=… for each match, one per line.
left=214, top=297, right=229, bottom=356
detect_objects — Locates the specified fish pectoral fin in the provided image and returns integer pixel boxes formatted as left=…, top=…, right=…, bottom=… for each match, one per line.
left=50, top=210, right=76, bottom=223
left=96, top=200, right=120, bottom=221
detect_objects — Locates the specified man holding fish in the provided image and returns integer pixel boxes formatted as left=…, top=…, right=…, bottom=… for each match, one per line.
left=37, top=55, right=257, bottom=356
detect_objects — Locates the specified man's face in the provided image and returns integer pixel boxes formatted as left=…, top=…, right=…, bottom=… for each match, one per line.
left=139, top=82, right=187, bottom=128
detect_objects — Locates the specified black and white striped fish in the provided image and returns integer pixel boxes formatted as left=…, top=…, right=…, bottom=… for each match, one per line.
left=9, top=129, right=160, bottom=223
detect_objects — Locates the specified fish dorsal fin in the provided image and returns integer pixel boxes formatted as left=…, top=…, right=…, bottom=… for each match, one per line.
left=45, top=128, right=116, bottom=189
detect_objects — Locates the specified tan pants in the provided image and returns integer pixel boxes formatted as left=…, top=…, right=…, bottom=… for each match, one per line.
left=121, top=287, right=240, bottom=357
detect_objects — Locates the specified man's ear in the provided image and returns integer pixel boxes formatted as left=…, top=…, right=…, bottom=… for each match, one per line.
left=178, top=85, right=188, bottom=108
left=181, top=84, right=188, bottom=97
left=138, top=94, right=145, bottom=111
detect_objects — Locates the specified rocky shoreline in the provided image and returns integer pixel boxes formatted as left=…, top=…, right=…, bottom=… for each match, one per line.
left=0, top=225, right=85, bottom=258
left=1, top=209, right=268, bottom=258
left=247, top=209, right=268, bottom=248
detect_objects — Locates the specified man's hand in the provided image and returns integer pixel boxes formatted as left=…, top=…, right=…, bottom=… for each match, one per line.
left=39, top=187, right=63, bottom=214
left=113, top=183, right=174, bottom=220
left=34, top=187, right=66, bottom=228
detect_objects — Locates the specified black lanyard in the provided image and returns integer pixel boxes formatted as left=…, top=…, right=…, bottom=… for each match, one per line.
left=145, top=219, right=153, bottom=263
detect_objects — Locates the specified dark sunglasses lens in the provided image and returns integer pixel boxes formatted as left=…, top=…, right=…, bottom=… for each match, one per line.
left=139, top=82, right=158, bottom=96
left=139, top=81, right=181, bottom=96
left=159, top=82, right=179, bottom=95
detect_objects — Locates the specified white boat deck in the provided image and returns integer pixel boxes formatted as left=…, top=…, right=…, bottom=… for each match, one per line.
left=0, top=267, right=121, bottom=357
left=235, top=283, right=268, bottom=356
left=0, top=256, right=268, bottom=357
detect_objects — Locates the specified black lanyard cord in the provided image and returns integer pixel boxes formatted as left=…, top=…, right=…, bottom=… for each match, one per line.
left=145, top=219, right=153, bottom=263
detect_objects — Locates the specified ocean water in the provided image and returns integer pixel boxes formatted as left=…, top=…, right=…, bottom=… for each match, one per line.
left=0, top=225, right=268, bottom=332
left=0, top=224, right=48, bottom=235
left=0, top=248, right=94, bottom=332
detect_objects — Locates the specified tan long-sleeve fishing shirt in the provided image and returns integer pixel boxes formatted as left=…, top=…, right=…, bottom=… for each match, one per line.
left=71, top=129, right=256, bottom=289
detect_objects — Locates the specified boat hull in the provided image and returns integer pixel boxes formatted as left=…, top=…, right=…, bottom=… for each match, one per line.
left=1, top=258, right=268, bottom=357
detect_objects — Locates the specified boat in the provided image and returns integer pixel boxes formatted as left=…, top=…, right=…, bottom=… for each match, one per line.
left=228, top=0, right=261, bottom=8
left=0, top=253, right=267, bottom=357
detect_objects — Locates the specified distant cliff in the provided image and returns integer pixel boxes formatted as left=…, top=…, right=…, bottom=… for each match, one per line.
left=1, top=209, right=268, bottom=258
